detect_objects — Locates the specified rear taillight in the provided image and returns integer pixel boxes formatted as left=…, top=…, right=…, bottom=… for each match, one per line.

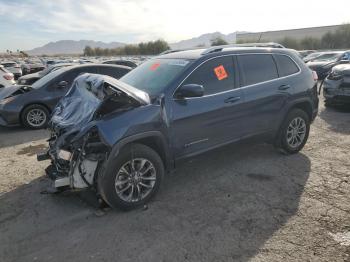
left=3, top=73, right=14, bottom=80
left=312, top=71, right=318, bottom=81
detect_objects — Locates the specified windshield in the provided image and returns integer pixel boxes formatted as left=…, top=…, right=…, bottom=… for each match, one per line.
left=120, top=58, right=192, bottom=96
left=312, top=53, right=342, bottom=62
left=31, top=67, right=67, bottom=89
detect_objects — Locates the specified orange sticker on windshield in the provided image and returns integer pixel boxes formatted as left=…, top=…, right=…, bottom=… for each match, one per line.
left=214, top=65, right=228, bottom=80
left=150, top=63, right=160, bottom=71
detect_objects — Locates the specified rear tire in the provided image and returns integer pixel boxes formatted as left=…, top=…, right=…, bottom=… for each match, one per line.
left=275, top=109, right=310, bottom=154
left=98, top=143, right=164, bottom=210
left=21, top=104, right=49, bottom=129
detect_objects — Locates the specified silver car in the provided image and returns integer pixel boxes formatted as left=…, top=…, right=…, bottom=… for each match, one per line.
left=1, top=61, right=22, bottom=80
left=0, top=65, right=15, bottom=88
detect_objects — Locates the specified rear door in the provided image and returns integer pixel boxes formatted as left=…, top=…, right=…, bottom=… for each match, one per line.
left=237, top=53, right=298, bottom=136
left=170, top=56, right=245, bottom=158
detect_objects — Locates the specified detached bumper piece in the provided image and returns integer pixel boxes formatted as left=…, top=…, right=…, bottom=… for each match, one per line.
left=37, top=151, right=50, bottom=161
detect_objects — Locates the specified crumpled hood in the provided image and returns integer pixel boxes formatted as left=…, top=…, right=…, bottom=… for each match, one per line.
left=50, top=73, right=150, bottom=133
left=0, top=85, right=31, bottom=100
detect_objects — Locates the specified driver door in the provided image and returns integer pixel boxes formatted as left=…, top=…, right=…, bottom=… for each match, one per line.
left=169, top=56, right=245, bottom=159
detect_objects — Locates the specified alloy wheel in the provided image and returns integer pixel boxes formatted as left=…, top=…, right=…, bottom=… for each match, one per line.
left=286, top=117, right=306, bottom=148
left=26, top=108, right=47, bottom=127
left=115, top=158, right=157, bottom=203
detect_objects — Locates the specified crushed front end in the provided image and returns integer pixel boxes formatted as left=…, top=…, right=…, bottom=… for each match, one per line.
left=38, top=73, right=149, bottom=192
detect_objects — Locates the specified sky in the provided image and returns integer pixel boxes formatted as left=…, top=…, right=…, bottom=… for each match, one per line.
left=0, top=0, right=349, bottom=52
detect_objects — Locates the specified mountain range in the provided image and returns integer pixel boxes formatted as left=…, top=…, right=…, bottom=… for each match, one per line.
left=26, top=31, right=246, bottom=55
left=27, top=40, right=125, bottom=55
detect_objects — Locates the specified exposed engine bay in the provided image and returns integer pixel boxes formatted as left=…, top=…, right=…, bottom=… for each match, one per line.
left=38, top=73, right=150, bottom=192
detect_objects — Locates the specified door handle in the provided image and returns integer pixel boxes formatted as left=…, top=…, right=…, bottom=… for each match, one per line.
left=278, top=84, right=291, bottom=90
left=224, top=96, right=241, bottom=103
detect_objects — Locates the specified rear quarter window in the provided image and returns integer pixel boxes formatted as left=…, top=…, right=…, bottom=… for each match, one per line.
left=273, top=54, right=299, bottom=77
left=237, top=54, right=278, bottom=86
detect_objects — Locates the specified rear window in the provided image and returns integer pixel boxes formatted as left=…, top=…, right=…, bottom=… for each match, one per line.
left=238, top=54, right=278, bottom=86
left=274, top=54, right=299, bottom=77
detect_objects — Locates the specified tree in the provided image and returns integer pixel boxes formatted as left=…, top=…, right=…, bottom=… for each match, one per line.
left=20, top=51, right=29, bottom=57
left=279, top=37, right=300, bottom=49
left=83, top=46, right=94, bottom=56
left=84, top=39, right=170, bottom=56
left=211, top=37, right=228, bottom=46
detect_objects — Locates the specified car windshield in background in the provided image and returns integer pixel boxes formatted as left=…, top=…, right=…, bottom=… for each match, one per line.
left=2, top=63, right=17, bottom=67
left=305, top=52, right=322, bottom=60
left=31, top=67, right=67, bottom=89
left=312, top=53, right=342, bottom=62
left=120, top=59, right=192, bottom=96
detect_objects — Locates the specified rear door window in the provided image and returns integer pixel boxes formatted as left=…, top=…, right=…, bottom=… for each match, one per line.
left=237, top=54, right=278, bottom=86
left=68, top=67, right=98, bottom=82
left=182, top=56, right=235, bottom=95
left=273, top=54, right=299, bottom=77
left=98, top=66, right=130, bottom=79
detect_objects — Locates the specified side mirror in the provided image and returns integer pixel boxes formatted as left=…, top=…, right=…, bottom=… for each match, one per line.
left=339, top=60, right=350, bottom=64
left=57, top=80, right=68, bottom=88
left=175, top=84, right=204, bottom=99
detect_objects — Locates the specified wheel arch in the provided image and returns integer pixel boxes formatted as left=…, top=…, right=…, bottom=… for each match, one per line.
left=288, top=100, right=313, bottom=121
left=110, top=131, right=173, bottom=171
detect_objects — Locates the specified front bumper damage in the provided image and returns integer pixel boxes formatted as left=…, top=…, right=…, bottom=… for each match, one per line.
left=38, top=127, right=111, bottom=191
left=37, top=73, right=150, bottom=193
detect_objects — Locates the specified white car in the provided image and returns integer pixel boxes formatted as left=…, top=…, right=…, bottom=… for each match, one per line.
left=0, top=65, right=15, bottom=88
left=1, top=61, right=22, bottom=80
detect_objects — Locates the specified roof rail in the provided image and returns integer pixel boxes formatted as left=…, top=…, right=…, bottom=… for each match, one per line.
left=158, top=49, right=184, bottom=55
left=201, top=42, right=285, bottom=55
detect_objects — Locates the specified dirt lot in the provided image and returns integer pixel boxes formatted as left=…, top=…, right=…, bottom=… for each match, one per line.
left=0, top=102, right=349, bottom=262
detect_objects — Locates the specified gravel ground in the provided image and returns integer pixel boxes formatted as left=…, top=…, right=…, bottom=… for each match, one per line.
left=0, top=102, right=349, bottom=262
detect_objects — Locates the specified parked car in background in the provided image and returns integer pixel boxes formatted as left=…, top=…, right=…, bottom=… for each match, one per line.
left=102, top=59, right=138, bottom=68
left=303, top=52, right=324, bottom=63
left=0, top=65, right=15, bottom=88
left=45, top=60, right=57, bottom=67
left=298, top=50, right=316, bottom=58
left=38, top=46, right=319, bottom=210
left=21, top=60, right=45, bottom=75
left=323, top=63, right=350, bottom=106
left=0, top=64, right=131, bottom=129
left=0, top=61, right=22, bottom=80
left=18, top=63, right=75, bottom=85
left=306, top=51, right=350, bottom=79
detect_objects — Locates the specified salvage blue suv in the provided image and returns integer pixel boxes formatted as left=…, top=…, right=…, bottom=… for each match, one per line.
left=38, top=46, right=319, bottom=210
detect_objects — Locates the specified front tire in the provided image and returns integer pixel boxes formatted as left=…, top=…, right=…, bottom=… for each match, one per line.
left=98, top=144, right=164, bottom=210
left=21, top=104, right=49, bottom=129
left=275, top=109, right=310, bottom=154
